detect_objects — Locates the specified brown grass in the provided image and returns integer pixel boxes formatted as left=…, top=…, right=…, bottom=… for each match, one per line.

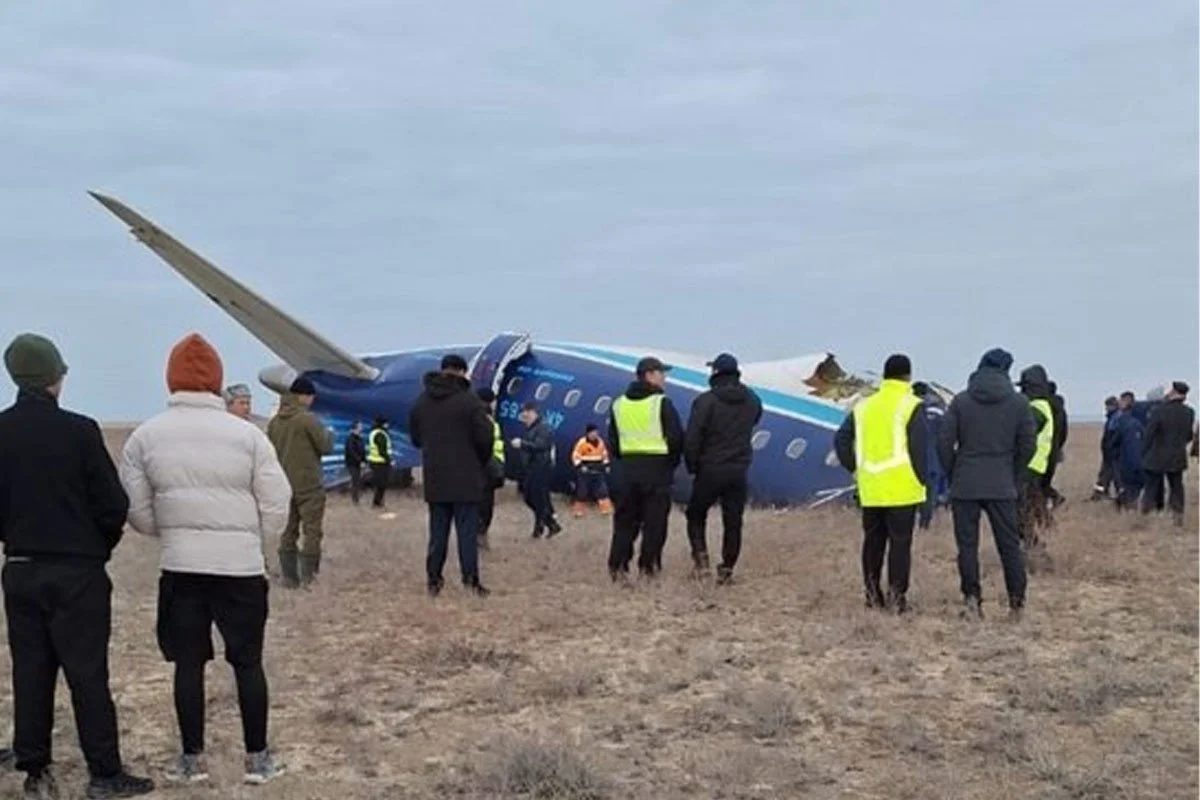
left=4, top=425, right=1192, bottom=798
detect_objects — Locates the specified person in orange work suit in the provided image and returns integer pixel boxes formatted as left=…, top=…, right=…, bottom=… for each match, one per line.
left=571, top=424, right=612, bottom=517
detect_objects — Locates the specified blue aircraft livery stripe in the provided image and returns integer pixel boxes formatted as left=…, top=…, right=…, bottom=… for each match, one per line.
left=542, top=343, right=846, bottom=429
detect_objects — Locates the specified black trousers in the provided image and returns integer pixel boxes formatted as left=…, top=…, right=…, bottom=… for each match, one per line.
left=2, top=560, right=122, bottom=778
left=860, top=505, right=917, bottom=603
left=522, top=468, right=556, bottom=530
left=685, top=467, right=748, bottom=571
left=1094, top=457, right=1116, bottom=495
left=347, top=463, right=363, bottom=504
left=370, top=463, right=391, bottom=507
left=479, top=488, right=496, bottom=536
left=951, top=499, right=1026, bottom=608
left=1142, top=471, right=1185, bottom=516
left=427, top=502, right=480, bottom=586
left=608, top=480, right=671, bottom=575
left=157, top=572, right=269, bottom=755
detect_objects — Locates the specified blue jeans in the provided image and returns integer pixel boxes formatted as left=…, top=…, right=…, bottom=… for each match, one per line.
left=426, top=502, right=480, bottom=587
left=575, top=470, right=610, bottom=501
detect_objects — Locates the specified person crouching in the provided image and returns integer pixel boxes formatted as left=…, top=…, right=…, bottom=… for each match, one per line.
left=571, top=424, right=612, bottom=517
left=119, top=333, right=292, bottom=785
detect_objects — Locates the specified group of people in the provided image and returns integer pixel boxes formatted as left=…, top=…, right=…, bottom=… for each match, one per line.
left=0, top=327, right=1192, bottom=797
left=1095, top=383, right=1197, bottom=524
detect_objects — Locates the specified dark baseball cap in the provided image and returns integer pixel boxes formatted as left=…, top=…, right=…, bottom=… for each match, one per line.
left=635, top=356, right=671, bottom=376
left=706, top=353, right=739, bottom=374
left=441, top=353, right=469, bottom=372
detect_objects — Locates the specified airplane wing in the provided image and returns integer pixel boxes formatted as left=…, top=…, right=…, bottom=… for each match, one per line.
left=88, top=191, right=380, bottom=382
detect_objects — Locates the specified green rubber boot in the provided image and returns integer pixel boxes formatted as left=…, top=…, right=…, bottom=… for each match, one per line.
left=298, top=554, right=321, bottom=588
left=278, top=551, right=300, bottom=589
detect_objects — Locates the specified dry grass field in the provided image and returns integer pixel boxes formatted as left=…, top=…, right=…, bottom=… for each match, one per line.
left=0, top=425, right=1194, bottom=799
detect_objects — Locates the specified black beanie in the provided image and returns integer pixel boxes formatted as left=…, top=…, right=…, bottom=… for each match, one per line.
left=883, top=354, right=912, bottom=380
left=289, top=376, right=315, bottom=396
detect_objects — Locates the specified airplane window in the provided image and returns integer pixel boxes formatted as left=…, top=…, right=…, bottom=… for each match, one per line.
left=825, top=449, right=840, bottom=467
left=785, top=438, right=807, bottom=459
left=507, top=376, right=523, bottom=395
left=563, top=389, right=582, bottom=408
left=594, top=396, right=612, bottom=415
left=535, top=382, right=552, bottom=401
left=751, top=430, right=771, bottom=451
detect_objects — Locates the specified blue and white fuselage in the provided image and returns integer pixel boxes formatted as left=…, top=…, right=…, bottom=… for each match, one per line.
left=90, top=191, right=948, bottom=509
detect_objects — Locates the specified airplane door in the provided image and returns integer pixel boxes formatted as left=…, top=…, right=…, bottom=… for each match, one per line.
left=468, top=331, right=533, bottom=395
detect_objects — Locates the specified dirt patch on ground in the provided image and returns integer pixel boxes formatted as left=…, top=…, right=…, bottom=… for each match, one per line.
left=0, top=426, right=1193, bottom=798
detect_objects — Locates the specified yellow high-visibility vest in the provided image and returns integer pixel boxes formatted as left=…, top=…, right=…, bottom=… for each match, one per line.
left=366, top=428, right=391, bottom=464
left=491, top=418, right=505, bottom=463
left=1028, top=398, right=1054, bottom=475
left=851, top=379, right=927, bottom=507
left=612, top=395, right=668, bottom=455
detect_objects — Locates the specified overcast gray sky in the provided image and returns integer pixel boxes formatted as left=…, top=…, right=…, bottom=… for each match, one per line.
left=1, top=0, right=1196, bottom=421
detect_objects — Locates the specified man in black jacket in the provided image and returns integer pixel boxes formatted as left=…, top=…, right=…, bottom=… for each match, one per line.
left=409, top=354, right=495, bottom=597
left=607, top=356, right=685, bottom=580
left=1043, top=380, right=1068, bottom=508
left=513, top=402, right=561, bottom=539
left=1141, top=381, right=1195, bottom=526
left=0, top=334, right=154, bottom=798
left=683, top=353, right=762, bottom=585
left=937, top=348, right=1036, bottom=621
left=344, top=420, right=366, bottom=505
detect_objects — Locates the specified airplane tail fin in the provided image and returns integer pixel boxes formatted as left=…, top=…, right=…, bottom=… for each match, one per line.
left=88, top=191, right=379, bottom=382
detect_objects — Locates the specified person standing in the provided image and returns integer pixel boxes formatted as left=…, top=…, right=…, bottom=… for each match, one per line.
left=223, top=384, right=253, bottom=420
left=1043, top=380, right=1068, bottom=508
left=1016, top=365, right=1056, bottom=554
left=365, top=416, right=391, bottom=509
left=683, top=353, right=762, bottom=585
left=475, top=388, right=505, bottom=550
left=607, top=357, right=685, bottom=581
left=937, top=348, right=1035, bottom=621
left=1091, top=396, right=1120, bottom=501
left=1141, top=381, right=1195, bottom=526
left=834, top=354, right=927, bottom=613
left=119, top=333, right=290, bottom=785
left=570, top=424, right=612, bottom=517
left=513, top=403, right=562, bottom=538
left=0, top=333, right=154, bottom=798
left=266, top=377, right=334, bottom=588
left=344, top=420, right=366, bottom=506
left=408, top=355, right=495, bottom=597
left=1111, top=391, right=1146, bottom=511
left=912, top=382, right=948, bottom=530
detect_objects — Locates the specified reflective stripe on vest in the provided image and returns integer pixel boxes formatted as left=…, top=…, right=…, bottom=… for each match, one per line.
left=612, top=395, right=668, bottom=455
left=492, top=419, right=505, bottom=463
left=1028, top=398, right=1054, bottom=475
left=851, top=380, right=927, bottom=507
left=366, top=429, right=391, bottom=463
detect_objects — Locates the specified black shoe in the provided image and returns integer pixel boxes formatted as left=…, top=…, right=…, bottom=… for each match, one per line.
left=86, top=772, right=154, bottom=798
left=890, top=593, right=909, bottom=615
left=545, top=518, right=562, bottom=538
left=464, top=577, right=490, bottom=597
left=864, top=585, right=886, bottom=609
left=24, top=769, right=57, bottom=799
left=531, top=525, right=543, bottom=539
left=715, top=565, right=734, bottom=586
left=427, top=579, right=444, bottom=598
left=691, top=551, right=710, bottom=574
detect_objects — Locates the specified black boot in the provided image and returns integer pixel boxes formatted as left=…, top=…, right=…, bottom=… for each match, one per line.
left=86, top=771, right=155, bottom=798
left=961, top=596, right=983, bottom=621
left=298, top=554, right=320, bottom=588
left=691, top=550, right=710, bottom=577
left=427, top=577, right=444, bottom=598
left=864, top=583, right=886, bottom=609
left=278, top=551, right=300, bottom=589
left=715, top=565, right=734, bottom=586
left=545, top=517, right=562, bottom=538
left=464, top=575, right=490, bottom=597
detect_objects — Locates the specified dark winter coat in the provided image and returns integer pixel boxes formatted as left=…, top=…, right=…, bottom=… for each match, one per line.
left=408, top=371, right=494, bottom=503
left=607, top=380, right=685, bottom=486
left=1049, top=391, right=1068, bottom=459
left=0, top=388, right=129, bottom=561
left=517, top=417, right=555, bottom=474
left=683, top=374, right=763, bottom=475
left=1111, top=411, right=1145, bottom=487
left=1141, top=398, right=1195, bottom=474
left=937, top=367, right=1037, bottom=500
left=344, top=431, right=366, bottom=467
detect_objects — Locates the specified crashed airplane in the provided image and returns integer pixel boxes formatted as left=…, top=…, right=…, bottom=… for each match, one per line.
left=90, top=191, right=951, bottom=508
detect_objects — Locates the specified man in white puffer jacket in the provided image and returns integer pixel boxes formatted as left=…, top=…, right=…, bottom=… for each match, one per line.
left=119, top=333, right=291, bottom=786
